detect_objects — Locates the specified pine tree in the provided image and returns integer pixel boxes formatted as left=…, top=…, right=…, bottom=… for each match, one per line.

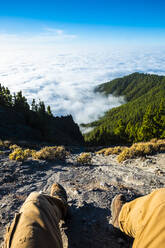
left=114, top=119, right=126, bottom=140
left=38, top=100, right=46, bottom=115
left=31, top=99, right=37, bottom=112
left=13, top=91, right=30, bottom=111
left=5, top=87, right=12, bottom=107
left=154, top=100, right=165, bottom=137
left=125, top=121, right=134, bottom=142
left=47, top=105, right=53, bottom=117
left=138, top=106, right=156, bottom=141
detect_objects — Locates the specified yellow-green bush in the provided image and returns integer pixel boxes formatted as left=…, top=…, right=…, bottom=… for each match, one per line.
left=150, top=138, right=158, bottom=143
left=24, top=149, right=36, bottom=158
left=9, top=148, right=25, bottom=161
left=96, top=146, right=126, bottom=156
left=117, top=139, right=165, bottom=162
left=76, top=152, right=92, bottom=165
left=9, top=145, right=69, bottom=161
left=0, top=140, right=3, bottom=147
left=0, top=140, right=12, bottom=148
left=9, top=144, right=21, bottom=150
left=117, top=148, right=134, bottom=163
left=9, top=148, right=36, bottom=161
left=32, top=146, right=68, bottom=161
left=95, top=148, right=107, bottom=155
left=157, top=139, right=165, bottom=151
left=105, top=146, right=126, bottom=156
left=96, top=139, right=165, bottom=163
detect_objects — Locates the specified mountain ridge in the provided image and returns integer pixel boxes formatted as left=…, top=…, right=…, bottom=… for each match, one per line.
left=84, top=72, right=165, bottom=145
left=95, top=72, right=165, bottom=101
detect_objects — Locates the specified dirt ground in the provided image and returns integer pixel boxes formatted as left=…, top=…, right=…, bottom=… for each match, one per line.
left=0, top=149, right=165, bottom=247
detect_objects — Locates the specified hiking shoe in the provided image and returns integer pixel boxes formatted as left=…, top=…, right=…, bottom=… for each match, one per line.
left=50, top=183, right=68, bottom=219
left=110, top=194, right=126, bottom=229
left=51, top=183, right=67, bottom=202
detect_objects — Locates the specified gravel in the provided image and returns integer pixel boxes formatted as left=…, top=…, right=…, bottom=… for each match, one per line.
left=0, top=150, right=165, bottom=247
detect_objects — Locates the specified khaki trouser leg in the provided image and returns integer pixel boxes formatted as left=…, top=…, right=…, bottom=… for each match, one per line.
left=3, top=192, right=64, bottom=248
left=118, top=188, right=165, bottom=248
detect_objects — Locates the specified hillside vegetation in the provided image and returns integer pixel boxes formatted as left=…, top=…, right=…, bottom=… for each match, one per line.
left=84, top=73, right=165, bottom=145
left=0, top=84, right=83, bottom=145
left=96, top=138, right=165, bottom=162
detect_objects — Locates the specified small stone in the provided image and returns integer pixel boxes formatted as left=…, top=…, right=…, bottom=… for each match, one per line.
left=0, top=203, right=6, bottom=209
left=100, top=181, right=105, bottom=187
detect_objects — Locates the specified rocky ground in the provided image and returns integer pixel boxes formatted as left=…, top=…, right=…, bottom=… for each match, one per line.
left=0, top=149, right=165, bottom=247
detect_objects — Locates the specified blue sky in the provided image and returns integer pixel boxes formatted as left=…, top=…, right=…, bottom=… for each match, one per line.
left=0, top=0, right=165, bottom=27
left=0, top=0, right=165, bottom=45
left=0, top=1, right=165, bottom=123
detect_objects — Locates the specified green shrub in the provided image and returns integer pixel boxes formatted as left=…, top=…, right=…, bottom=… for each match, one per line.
left=32, top=146, right=68, bottom=161
left=9, top=144, right=21, bottom=150
left=117, top=148, right=134, bottom=163
left=96, top=146, right=126, bottom=156
left=117, top=139, right=165, bottom=162
left=24, top=149, right=36, bottom=157
left=76, top=152, right=92, bottom=165
left=95, top=148, right=107, bottom=155
left=9, top=148, right=36, bottom=161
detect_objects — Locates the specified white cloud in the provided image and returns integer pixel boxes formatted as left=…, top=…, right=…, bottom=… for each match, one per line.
left=0, top=31, right=165, bottom=126
left=0, top=28, right=77, bottom=49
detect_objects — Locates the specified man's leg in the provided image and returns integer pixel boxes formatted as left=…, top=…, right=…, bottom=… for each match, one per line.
left=3, top=183, right=67, bottom=248
left=111, top=188, right=165, bottom=248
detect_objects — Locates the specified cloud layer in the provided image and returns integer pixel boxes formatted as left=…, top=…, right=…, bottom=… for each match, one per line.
left=0, top=34, right=165, bottom=125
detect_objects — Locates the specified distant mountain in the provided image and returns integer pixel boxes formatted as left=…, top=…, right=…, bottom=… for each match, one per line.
left=0, top=84, right=84, bottom=145
left=95, top=72, right=165, bottom=102
left=84, top=73, right=165, bottom=145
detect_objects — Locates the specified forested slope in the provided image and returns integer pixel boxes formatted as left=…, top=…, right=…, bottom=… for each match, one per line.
left=84, top=73, right=165, bottom=145
left=0, top=84, right=84, bottom=145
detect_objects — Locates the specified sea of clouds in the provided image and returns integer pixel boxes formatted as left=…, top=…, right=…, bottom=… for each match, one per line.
left=0, top=33, right=165, bottom=126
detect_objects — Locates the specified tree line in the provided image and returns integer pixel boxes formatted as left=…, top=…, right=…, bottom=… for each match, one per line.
left=0, top=84, right=53, bottom=117
left=0, top=84, right=83, bottom=144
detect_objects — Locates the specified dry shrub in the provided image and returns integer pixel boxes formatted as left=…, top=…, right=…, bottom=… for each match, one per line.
left=0, top=140, right=12, bottom=148
left=96, top=146, right=126, bottom=156
left=0, top=140, right=4, bottom=147
left=9, top=144, right=21, bottom=150
left=150, top=138, right=158, bottom=143
left=3, top=140, right=12, bottom=147
left=117, top=148, right=133, bottom=163
left=24, top=149, right=36, bottom=158
left=103, top=148, right=115, bottom=156
left=131, top=143, right=153, bottom=155
left=9, top=148, right=36, bottom=161
left=105, top=146, right=126, bottom=155
left=9, top=148, right=26, bottom=161
left=76, top=152, right=92, bottom=165
left=157, top=139, right=165, bottom=150
left=117, top=139, right=165, bottom=162
left=33, top=146, right=68, bottom=161
left=9, top=145, right=68, bottom=161
left=95, top=148, right=107, bottom=155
